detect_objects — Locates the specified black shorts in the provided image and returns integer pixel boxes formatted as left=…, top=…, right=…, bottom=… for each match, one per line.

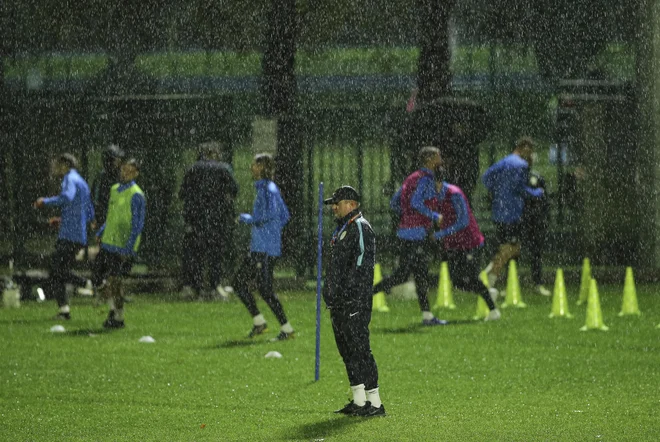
left=94, top=249, right=133, bottom=281
left=495, top=222, right=523, bottom=245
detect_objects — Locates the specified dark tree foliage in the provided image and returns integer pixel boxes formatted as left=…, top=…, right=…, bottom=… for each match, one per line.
left=455, top=0, right=636, bottom=78
left=170, top=0, right=269, bottom=50
left=4, top=0, right=167, bottom=53
left=297, top=0, right=417, bottom=47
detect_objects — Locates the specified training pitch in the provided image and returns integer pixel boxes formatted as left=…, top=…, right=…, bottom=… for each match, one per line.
left=1, top=284, right=659, bottom=441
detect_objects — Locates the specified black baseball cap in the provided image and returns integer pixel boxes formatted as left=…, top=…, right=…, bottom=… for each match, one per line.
left=324, top=186, right=360, bottom=205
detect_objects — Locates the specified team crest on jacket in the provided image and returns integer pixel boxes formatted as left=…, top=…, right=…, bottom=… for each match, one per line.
left=340, top=231, right=347, bottom=241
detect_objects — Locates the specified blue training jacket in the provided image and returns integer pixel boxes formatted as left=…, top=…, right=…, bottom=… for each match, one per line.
left=482, top=153, right=544, bottom=224
left=389, top=168, right=439, bottom=241
left=239, top=179, right=290, bottom=257
left=43, top=169, right=94, bottom=245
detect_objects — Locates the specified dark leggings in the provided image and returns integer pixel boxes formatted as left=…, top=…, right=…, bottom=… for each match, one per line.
left=524, top=222, right=547, bottom=286
left=447, top=248, right=496, bottom=310
left=48, top=240, right=84, bottom=308
left=372, top=239, right=432, bottom=312
left=233, top=252, right=288, bottom=325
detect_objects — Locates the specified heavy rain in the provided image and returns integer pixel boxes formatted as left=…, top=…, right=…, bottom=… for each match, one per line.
left=1, top=1, right=659, bottom=440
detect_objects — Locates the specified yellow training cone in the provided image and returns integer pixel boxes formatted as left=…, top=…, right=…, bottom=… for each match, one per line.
left=502, top=260, right=526, bottom=308
left=372, top=263, right=390, bottom=313
left=577, top=258, right=591, bottom=306
left=580, top=278, right=609, bottom=331
left=619, top=267, right=641, bottom=316
left=434, top=261, right=456, bottom=310
left=549, top=268, right=573, bottom=318
left=473, top=271, right=491, bottom=319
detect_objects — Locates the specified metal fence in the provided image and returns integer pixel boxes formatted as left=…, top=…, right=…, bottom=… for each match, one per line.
left=1, top=90, right=600, bottom=280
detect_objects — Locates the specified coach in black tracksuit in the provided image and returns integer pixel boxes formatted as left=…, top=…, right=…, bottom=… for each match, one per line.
left=179, top=142, right=239, bottom=299
left=323, top=186, right=385, bottom=418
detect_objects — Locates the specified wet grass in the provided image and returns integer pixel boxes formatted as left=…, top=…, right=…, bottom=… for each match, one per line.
left=1, top=283, right=659, bottom=441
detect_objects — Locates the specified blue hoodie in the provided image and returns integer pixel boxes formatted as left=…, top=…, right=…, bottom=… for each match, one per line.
left=389, top=168, right=440, bottom=241
left=239, top=179, right=290, bottom=257
left=43, top=169, right=94, bottom=245
left=482, top=154, right=543, bottom=224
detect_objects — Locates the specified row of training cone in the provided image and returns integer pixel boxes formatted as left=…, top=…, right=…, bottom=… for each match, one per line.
left=373, top=259, right=538, bottom=317
left=372, top=261, right=488, bottom=316
left=373, top=259, right=653, bottom=328
left=572, top=258, right=642, bottom=331
left=577, top=258, right=640, bottom=316
left=548, top=267, right=607, bottom=330
left=431, top=259, right=528, bottom=316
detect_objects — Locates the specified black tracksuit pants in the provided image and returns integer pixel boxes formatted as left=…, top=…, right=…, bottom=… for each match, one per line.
left=182, top=225, right=232, bottom=293
left=446, top=248, right=496, bottom=310
left=524, top=220, right=547, bottom=286
left=48, top=239, right=85, bottom=307
left=330, top=305, right=379, bottom=390
left=373, top=239, right=432, bottom=312
left=233, top=252, right=288, bottom=325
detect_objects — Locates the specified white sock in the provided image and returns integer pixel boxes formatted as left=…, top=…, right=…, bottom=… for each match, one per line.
left=366, top=387, right=382, bottom=408
left=351, top=384, right=366, bottom=407
left=59, top=305, right=70, bottom=314
left=280, top=322, right=294, bottom=334
left=253, top=314, right=266, bottom=326
left=422, top=311, right=434, bottom=321
left=114, top=308, right=124, bottom=321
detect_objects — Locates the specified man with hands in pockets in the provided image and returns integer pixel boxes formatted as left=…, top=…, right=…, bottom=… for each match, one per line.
left=323, top=185, right=385, bottom=418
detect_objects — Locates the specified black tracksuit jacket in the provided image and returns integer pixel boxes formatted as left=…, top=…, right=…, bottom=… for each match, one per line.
left=323, top=209, right=376, bottom=312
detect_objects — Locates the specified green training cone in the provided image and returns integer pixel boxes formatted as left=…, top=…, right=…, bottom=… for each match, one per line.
left=549, top=268, right=573, bottom=319
left=619, top=267, right=641, bottom=316
left=577, top=258, right=591, bottom=306
left=580, top=278, right=609, bottom=331
left=434, top=261, right=456, bottom=310
left=502, top=260, right=526, bottom=308
left=473, top=271, right=491, bottom=320
left=372, top=263, right=390, bottom=313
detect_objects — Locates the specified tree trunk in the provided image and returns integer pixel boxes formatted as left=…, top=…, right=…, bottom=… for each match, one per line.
left=408, top=0, right=490, bottom=200
left=416, top=0, right=456, bottom=104
left=261, top=0, right=304, bottom=275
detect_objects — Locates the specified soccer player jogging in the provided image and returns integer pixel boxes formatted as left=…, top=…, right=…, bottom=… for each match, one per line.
left=373, top=146, right=446, bottom=326
left=323, top=186, right=385, bottom=417
left=432, top=179, right=501, bottom=321
left=234, top=153, right=295, bottom=341
left=482, top=137, right=544, bottom=292
left=34, top=153, right=94, bottom=320
left=94, top=158, right=145, bottom=329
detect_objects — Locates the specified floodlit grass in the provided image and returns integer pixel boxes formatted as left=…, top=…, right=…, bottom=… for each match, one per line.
left=1, top=282, right=659, bottom=441
left=4, top=43, right=634, bottom=81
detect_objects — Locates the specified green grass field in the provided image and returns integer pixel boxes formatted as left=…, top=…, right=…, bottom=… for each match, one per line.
left=1, top=282, right=659, bottom=441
